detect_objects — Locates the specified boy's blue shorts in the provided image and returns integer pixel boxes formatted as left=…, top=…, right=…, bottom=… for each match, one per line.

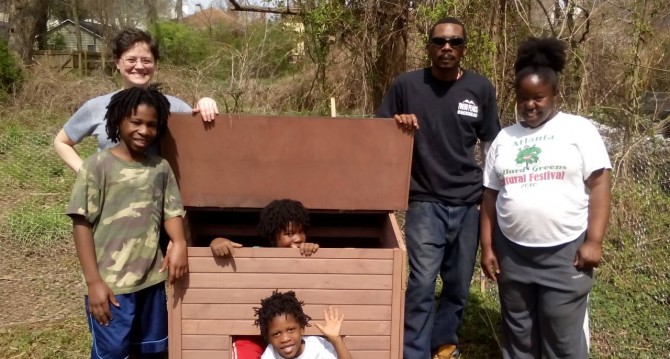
left=85, top=282, right=168, bottom=359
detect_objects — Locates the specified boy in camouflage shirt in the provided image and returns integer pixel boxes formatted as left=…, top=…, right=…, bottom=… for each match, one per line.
left=66, top=85, right=188, bottom=358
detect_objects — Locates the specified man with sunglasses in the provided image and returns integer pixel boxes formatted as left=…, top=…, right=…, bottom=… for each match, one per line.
left=377, top=17, right=500, bottom=359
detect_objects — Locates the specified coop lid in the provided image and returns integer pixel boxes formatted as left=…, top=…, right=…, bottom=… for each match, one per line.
left=162, top=114, right=413, bottom=211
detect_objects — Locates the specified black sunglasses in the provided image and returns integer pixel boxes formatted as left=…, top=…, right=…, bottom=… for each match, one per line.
left=429, top=37, right=466, bottom=48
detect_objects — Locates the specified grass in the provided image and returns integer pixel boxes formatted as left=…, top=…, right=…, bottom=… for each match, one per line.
left=458, top=286, right=502, bottom=358
left=0, top=317, right=90, bottom=359
left=0, top=115, right=96, bottom=249
left=3, top=200, right=72, bottom=247
left=0, top=68, right=668, bottom=358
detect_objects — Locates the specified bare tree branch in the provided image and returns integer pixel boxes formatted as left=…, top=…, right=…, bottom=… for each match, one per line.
left=227, top=0, right=302, bottom=15
left=535, top=0, right=556, bottom=37
left=576, top=5, right=590, bottom=44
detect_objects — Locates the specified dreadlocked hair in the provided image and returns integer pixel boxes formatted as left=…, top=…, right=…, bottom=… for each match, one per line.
left=258, top=199, right=310, bottom=246
left=105, top=84, right=171, bottom=144
left=254, top=290, right=312, bottom=340
left=514, top=37, right=567, bottom=93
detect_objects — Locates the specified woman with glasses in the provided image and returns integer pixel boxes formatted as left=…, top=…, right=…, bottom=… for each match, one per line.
left=479, top=37, right=611, bottom=358
left=54, top=28, right=219, bottom=172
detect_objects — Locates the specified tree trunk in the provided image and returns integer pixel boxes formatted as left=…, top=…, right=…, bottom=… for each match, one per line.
left=175, top=0, right=183, bottom=21
left=7, top=0, right=49, bottom=64
left=490, top=0, right=509, bottom=117
left=371, top=2, right=407, bottom=111
left=144, top=0, right=158, bottom=26
left=70, top=0, right=83, bottom=52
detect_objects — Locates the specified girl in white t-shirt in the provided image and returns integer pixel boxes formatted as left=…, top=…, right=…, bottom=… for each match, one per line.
left=479, top=38, right=611, bottom=359
left=254, top=291, right=352, bottom=359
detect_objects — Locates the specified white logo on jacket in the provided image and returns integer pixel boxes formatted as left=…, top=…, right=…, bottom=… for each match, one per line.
left=457, top=99, right=479, bottom=118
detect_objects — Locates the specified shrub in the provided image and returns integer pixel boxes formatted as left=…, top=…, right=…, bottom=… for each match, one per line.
left=0, top=39, right=23, bottom=99
left=47, top=33, right=67, bottom=51
left=151, top=21, right=212, bottom=66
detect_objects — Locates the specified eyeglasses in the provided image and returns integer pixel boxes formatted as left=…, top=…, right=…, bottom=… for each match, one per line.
left=121, top=57, right=155, bottom=67
left=429, top=37, right=466, bottom=48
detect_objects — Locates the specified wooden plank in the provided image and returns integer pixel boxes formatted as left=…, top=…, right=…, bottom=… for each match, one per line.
left=182, top=335, right=230, bottom=350
left=351, top=351, right=390, bottom=359
left=391, top=214, right=408, bottom=290
left=163, top=114, right=413, bottom=211
left=344, top=336, right=390, bottom=350
left=180, top=335, right=391, bottom=352
left=182, top=289, right=393, bottom=305
left=182, top=304, right=391, bottom=321
left=390, top=249, right=402, bottom=359
left=182, top=350, right=229, bottom=359
left=197, top=225, right=382, bottom=238
left=181, top=349, right=388, bottom=359
left=399, top=292, right=405, bottom=357
left=186, top=247, right=394, bottom=259
left=187, top=273, right=392, bottom=290
left=381, top=213, right=403, bottom=249
left=170, top=283, right=183, bottom=359
left=188, top=257, right=393, bottom=275
left=182, top=320, right=391, bottom=336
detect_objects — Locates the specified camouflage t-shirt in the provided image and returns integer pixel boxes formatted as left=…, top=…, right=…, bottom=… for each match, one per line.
left=66, top=149, right=185, bottom=295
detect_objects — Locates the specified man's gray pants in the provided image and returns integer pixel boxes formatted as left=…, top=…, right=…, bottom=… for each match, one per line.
left=494, top=227, right=593, bottom=359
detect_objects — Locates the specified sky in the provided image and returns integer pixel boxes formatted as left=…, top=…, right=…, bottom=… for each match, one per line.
left=182, top=0, right=269, bottom=15
left=184, top=0, right=224, bottom=14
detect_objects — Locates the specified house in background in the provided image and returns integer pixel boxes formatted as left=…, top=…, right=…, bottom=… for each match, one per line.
left=45, top=19, right=104, bottom=53
left=33, top=19, right=106, bottom=74
left=182, top=7, right=240, bottom=32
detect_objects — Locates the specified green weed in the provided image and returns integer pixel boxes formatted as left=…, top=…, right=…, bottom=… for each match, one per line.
left=2, top=200, right=71, bottom=247
left=0, top=317, right=89, bottom=359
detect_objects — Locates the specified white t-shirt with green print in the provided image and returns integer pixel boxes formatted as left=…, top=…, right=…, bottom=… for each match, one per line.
left=483, top=112, right=612, bottom=247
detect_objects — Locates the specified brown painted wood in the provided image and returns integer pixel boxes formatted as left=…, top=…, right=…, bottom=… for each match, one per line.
left=382, top=213, right=404, bottom=249
left=182, top=350, right=229, bottom=359
left=170, top=284, right=183, bottom=359
left=351, top=350, right=391, bottom=359
left=182, top=320, right=392, bottom=336
left=186, top=247, right=395, bottom=259
left=188, top=257, right=394, bottom=274
left=344, top=336, right=391, bottom=350
left=181, top=347, right=390, bottom=359
left=391, top=249, right=403, bottom=359
left=182, top=335, right=230, bottom=350
left=162, top=114, right=413, bottom=211
left=350, top=351, right=391, bottom=359
left=182, top=288, right=393, bottom=305
left=187, top=273, right=393, bottom=290
left=182, top=304, right=391, bottom=320
left=197, top=224, right=383, bottom=238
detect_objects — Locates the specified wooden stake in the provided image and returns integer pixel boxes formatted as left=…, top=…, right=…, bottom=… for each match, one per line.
left=330, top=97, right=337, bottom=117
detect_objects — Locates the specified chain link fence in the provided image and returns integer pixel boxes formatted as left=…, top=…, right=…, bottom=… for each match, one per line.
left=0, top=110, right=668, bottom=355
left=0, top=121, right=95, bottom=248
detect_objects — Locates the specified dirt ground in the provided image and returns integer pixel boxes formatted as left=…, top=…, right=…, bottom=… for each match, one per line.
left=0, top=240, right=83, bottom=327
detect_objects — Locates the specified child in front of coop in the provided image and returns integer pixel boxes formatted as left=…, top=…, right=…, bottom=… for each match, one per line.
left=66, top=84, right=188, bottom=358
left=255, top=290, right=353, bottom=359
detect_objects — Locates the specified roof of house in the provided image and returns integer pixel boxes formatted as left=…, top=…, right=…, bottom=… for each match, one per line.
left=48, top=19, right=104, bottom=38
left=182, top=7, right=238, bottom=29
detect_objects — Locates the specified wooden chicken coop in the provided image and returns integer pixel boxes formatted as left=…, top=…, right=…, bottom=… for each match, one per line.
left=162, top=114, right=413, bottom=359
